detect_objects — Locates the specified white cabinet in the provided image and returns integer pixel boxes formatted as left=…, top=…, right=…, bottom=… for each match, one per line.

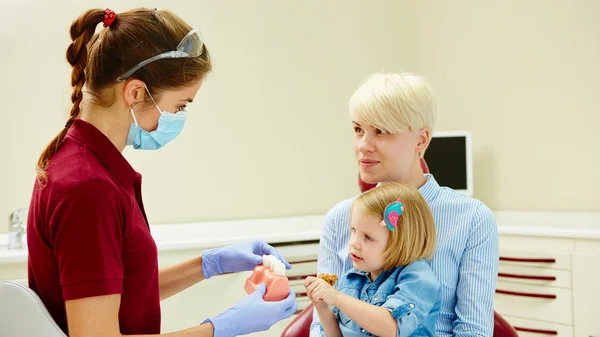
left=496, top=234, right=600, bottom=336
left=0, top=262, right=27, bottom=282
left=572, top=251, right=600, bottom=337
left=500, top=315, right=573, bottom=337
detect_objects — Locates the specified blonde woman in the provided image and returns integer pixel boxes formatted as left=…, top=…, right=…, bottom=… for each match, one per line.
left=305, top=182, right=441, bottom=337
left=311, top=73, right=498, bottom=337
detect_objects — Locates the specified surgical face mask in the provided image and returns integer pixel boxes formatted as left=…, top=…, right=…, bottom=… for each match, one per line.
left=126, top=85, right=187, bottom=150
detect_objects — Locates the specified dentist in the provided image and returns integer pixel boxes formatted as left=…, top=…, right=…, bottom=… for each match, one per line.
left=26, top=7, right=297, bottom=337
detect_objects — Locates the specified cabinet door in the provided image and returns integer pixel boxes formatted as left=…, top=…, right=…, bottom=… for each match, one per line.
left=572, top=252, right=600, bottom=337
left=0, top=262, right=27, bottom=281
left=501, top=314, right=573, bottom=337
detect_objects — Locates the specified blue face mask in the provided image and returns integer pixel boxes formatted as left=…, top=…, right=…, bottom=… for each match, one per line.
left=126, top=86, right=187, bottom=150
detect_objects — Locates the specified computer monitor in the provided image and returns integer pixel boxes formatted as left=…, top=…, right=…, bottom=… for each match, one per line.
left=423, top=131, right=473, bottom=196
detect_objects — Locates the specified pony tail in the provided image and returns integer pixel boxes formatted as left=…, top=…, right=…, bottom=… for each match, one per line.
left=36, top=9, right=105, bottom=185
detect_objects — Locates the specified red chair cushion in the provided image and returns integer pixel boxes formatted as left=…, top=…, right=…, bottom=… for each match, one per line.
left=420, top=157, right=429, bottom=174
left=280, top=303, right=314, bottom=337
left=493, top=311, right=519, bottom=337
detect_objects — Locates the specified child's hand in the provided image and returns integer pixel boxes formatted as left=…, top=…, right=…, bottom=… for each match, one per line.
left=304, top=276, right=339, bottom=306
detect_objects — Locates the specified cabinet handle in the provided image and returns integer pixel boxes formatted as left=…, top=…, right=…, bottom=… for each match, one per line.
left=513, top=326, right=558, bottom=335
left=496, top=289, right=556, bottom=299
left=498, top=272, right=556, bottom=281
left=500, top=256, right=556, bottom=263
left=289, top=259, right=318, bottom=264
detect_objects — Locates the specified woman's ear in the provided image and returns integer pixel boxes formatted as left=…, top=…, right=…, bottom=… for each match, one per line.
left=123, top=79, right=146, bottom=107
left=416, top=128, right=431, bottom=158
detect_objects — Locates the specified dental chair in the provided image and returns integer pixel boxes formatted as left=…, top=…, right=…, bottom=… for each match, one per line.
left=0, top=280, right=67, bottom=336
left=281, top=158, right=518, bottom=337
left=281, top=303, right=519, bottom=337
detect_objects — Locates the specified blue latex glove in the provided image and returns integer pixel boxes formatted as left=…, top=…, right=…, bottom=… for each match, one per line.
left=205, top=283, right=299, bottom=337
left=202, top=240, right=292, bottom=279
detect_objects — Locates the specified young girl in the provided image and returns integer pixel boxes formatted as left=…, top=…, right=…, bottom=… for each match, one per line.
left=305, top=182, right=441, bottom=337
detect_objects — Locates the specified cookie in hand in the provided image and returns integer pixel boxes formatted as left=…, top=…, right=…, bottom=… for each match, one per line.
left=317, top=273, right=338, bottom=286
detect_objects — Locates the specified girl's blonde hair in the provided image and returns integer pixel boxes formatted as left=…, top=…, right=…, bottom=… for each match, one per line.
left=352, top=182, right=437, bottom=269
left=349, top=72, right=437, bottom=134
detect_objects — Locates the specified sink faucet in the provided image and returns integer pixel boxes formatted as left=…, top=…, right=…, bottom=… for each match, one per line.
left=8, top=208, right=27, bottom=249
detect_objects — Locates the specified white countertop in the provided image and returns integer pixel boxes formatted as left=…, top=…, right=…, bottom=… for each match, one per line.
left=0, top=215, right=324, bottom=265
left=1, top=211, right=599, bottom=265
left=494, top=210, right=600, bottom=239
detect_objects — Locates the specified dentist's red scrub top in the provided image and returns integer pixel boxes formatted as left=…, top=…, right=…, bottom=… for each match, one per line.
left=26, top=119, right=161, bottom=335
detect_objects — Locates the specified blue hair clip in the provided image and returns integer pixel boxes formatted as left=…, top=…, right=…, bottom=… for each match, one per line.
left=380, top=198, right=404, bottom=232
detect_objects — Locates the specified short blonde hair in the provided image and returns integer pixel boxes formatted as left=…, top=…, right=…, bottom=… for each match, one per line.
left=349, top=72, right=437, bottom=134
left=352, top=182, right=437, bottom=269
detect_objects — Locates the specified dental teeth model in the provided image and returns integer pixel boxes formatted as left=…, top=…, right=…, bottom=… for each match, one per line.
left=244, top=254, right=290, bottom=301
left=263, top=255, right=286, bottom=276
left=262, top=254, right=276, bottom=267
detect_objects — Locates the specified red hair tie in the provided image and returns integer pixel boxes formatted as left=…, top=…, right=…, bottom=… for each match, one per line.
left=103, top=8, right=116, bottom=28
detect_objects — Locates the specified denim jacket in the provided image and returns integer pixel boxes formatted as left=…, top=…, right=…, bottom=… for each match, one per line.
left=331, top=259, right=441, bottom=337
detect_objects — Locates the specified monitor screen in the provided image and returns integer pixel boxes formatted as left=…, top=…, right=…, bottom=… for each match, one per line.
left=423, top=131, right=473, bottom=196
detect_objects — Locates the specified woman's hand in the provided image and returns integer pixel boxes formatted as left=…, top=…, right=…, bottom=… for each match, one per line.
left=304, top=276, right=339, bottom=306
left=205, top=283, right=298, bottom=337
left=201, top=240, right=291, bottom=279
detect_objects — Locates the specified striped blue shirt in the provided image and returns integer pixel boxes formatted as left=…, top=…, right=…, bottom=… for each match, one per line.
left=310, top=174, right=499, bottom=337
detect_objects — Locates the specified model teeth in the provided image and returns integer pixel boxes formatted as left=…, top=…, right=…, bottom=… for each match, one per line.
left=272, top=261, right=286, bottom=276
left=262, top=255, right=286, bottom=276
left=262, top=255, right=277, bottom=267
left=269, top=260, right=277, bottom=271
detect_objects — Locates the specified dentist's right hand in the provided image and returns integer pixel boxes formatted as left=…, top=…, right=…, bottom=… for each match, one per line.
left=204, top=283, right=299, bottom=337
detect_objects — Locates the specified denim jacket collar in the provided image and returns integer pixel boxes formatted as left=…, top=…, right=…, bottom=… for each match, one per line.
left=345, top=267, right=402, bottom=288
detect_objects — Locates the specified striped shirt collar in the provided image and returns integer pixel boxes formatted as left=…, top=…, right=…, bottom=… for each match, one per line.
left=376, top=174, right=441, bottom=204
left=419, top=174, right=441, bottom=204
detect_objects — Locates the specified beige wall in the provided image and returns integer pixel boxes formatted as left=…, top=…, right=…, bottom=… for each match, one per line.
left=0, top=1, right=417, bottom=233
left=2, top=1, right=598, bottom=235
left=415, top=0, right=600, bottom=212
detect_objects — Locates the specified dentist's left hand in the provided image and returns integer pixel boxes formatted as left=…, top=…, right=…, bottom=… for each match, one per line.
left=204, top=283, right=298, bottom=337
left=201, top=240, right=292, bottom=279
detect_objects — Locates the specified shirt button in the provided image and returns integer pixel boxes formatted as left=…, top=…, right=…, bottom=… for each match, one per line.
left=374, top=297, right=377, bottom=301
left=361, top=329, right=366, bottom=333
left=409, top=303, right=415, bottom=308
